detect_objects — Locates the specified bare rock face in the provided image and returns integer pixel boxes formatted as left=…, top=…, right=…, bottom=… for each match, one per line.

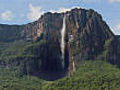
left=65, top=8, right=114, bottom=60
left=0, top=8, right=120, bottom=80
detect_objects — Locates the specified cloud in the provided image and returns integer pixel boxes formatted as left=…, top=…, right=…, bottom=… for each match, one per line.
left=27, top=4, right=44, bottom=21
left=50, top=8, right=70, bottom=13
left=50, top=7, right=81, bottom=13
left=109, top=0, right=120, bottom=3
left=27, top=4, right=81, bottom=21
left=1, top=11, right=14, bottom=21
left=113, top=24, right=120, bottom=34
left=116, top=24, right=120, bottom=30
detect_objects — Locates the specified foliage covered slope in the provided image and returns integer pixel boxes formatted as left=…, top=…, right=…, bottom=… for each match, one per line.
left=0, top=60, right=120, bottom=90
left=0, top=8, right=120, bottom=89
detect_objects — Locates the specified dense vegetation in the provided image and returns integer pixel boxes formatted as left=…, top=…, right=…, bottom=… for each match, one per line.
left=0, top=40, right=120, bottom=89
left=0, top=25, right=23, bottom=42
left=0, top=60, right=120, bottom=89
left=0, top=41, right=48, bottom=76
left=0, top=8, right=120, bottom=89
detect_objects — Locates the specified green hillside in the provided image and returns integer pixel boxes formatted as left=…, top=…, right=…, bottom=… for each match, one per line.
left=0, top=60, right=120, bottom=90
left=0, top=8, right=120, bottom=90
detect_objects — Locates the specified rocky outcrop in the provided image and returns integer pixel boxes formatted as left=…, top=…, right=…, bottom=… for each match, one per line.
left=0, top=8, right=120, bottom=80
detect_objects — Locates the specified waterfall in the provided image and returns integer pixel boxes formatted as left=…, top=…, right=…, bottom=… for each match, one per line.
left=61, top=16, right=66, bottom=67
left=72, top=59, right=75, bottom=72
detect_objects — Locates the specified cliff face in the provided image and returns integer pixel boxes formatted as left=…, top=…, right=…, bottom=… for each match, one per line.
left=65, top=9, right=114, bottom=60
left=0, top=8, right=120, bottom=80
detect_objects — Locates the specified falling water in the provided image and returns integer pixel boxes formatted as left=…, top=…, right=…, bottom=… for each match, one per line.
left=73, top=59, right=75, bottom=72
left=61, top=16, right=66, bottom=67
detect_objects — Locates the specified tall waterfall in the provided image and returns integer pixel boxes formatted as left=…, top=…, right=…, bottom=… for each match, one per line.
left=61, top=16, right=66, bottom=67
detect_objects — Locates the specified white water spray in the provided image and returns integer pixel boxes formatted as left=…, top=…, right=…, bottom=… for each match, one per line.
left=61, top=16, right=66, bottom=66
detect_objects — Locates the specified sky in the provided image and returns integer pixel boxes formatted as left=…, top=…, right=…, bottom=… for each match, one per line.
left=0, top=0, right=120, bottom=35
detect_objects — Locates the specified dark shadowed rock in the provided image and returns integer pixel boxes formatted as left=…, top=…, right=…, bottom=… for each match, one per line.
left=0, top=8, right=120, bottom=80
